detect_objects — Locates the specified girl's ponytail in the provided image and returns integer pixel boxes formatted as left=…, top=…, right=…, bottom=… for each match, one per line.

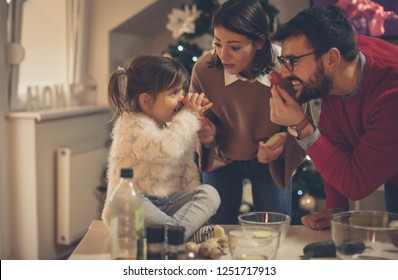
left=108, top=68, right=128, bottom=118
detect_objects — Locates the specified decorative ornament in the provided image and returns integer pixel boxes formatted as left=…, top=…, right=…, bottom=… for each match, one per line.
left=299, top=193, right=316, bottom=212
left=292, top=158, right=325, bottom=199
left=166, top=4, right=201, bottom=39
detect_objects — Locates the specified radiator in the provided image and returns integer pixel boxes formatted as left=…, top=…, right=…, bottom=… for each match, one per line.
left=56, top=146, right=108, bottom=245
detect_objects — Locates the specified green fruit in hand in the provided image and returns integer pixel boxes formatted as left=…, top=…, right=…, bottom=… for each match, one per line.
left=266, top=133, right=281, bottom=148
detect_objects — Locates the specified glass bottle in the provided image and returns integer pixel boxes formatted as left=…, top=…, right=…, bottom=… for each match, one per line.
left=166, top=226, right=186, bottom=260
left=109, top=168, right=144, bottom=260
left=146, top=225, right=166, bottom=260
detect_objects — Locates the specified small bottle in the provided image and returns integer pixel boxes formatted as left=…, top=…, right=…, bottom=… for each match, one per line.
left=109, top=168, right=144, bottom=260
left=166, top=226, right=186, bottom=260
left=146, top=225, right=166, bottom=260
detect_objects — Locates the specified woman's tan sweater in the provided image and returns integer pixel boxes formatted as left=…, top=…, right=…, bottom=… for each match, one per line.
left=190, top=51, right=309, bottom=188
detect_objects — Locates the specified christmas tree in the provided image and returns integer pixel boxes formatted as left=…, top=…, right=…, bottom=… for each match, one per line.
left=291, top=157, right=325, bottom=224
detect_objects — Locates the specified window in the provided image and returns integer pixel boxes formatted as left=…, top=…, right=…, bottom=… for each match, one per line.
left=7, top=0, right=94, bottom=112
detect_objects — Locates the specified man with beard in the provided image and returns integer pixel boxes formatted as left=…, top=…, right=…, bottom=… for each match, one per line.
left=269, top=5, right=398, bottom=230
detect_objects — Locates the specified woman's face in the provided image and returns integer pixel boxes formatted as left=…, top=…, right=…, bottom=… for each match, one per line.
left=213, top=26, right=262, bottom=76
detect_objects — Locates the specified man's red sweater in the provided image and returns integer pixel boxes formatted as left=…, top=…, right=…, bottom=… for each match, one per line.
left=307, top=36, right=398, bottom=209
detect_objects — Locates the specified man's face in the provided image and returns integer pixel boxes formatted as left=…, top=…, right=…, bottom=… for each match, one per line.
left=279, top=34, right=333, bottom=103
left=296, top=63, right=333, bottom=104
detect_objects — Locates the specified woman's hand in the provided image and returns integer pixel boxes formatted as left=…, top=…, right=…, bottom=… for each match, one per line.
left=257, top=132, right=287, bottom=163
left=198, top=116, right=216, bottom=148
left=183, top=92, right=213, bottom=115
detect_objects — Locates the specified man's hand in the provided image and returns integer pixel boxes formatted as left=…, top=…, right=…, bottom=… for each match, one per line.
left=270, top=85, right=305, bottom=126
left=301, top=210, right=335, bottom=230
left=257, top=132, right=287, bottom=163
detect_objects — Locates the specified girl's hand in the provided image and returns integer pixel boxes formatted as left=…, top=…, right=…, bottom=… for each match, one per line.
left=183, top=92, right=213, bottom=115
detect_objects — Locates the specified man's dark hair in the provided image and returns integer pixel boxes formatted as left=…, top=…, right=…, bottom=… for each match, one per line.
left=272, top=5, right=358, bottom=61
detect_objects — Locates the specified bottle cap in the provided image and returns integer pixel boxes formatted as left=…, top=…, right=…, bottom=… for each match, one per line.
left=167, top=226, right=185, bottom=245
left=120, top=168, right=133, bottom=178
left=146, top=225, right=165, bottom=243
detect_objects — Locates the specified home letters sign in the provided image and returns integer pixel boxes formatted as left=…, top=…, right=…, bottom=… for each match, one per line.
left=24, top=83, right=81, bottom=111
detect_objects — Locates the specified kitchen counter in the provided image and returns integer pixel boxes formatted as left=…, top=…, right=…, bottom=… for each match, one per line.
left=69, top=220, right=333, bottom=260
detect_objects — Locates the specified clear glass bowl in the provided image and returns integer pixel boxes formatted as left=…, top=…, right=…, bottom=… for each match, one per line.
left=331, top=211, right=398, bottom=260
left=228, top=227, right=281, bottom=260
left=238, top=211, right=291, bottom=241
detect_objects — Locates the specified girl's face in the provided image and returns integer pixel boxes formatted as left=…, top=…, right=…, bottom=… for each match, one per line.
left=213, top=26, right=262, bottom=76
left=147, top=86, right=184, bottom=126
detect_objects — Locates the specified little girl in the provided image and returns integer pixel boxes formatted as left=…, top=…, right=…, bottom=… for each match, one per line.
left=101, top=54, right=220, bottom=241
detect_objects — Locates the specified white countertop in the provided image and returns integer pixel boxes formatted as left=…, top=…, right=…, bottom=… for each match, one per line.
left=69, top=220, right=333, bottom=260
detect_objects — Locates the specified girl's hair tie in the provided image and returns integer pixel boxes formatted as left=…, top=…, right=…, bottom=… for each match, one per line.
left=117, top=66, right=126, bottom=74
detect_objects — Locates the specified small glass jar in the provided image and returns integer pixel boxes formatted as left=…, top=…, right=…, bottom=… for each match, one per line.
left=166, top=226, right=186, bottom=260
left=146, top=225, right=166, bottom=260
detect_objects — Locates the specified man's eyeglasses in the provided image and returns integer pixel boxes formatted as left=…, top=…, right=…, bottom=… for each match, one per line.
left=277, top=50, right=322, bottom=72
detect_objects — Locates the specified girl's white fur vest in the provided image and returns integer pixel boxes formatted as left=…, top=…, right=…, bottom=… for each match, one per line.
left=102, top=109, right=201, bottom=224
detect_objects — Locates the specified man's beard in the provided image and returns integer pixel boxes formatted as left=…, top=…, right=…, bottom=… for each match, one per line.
left=296, top=64, right=333, bottom=104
